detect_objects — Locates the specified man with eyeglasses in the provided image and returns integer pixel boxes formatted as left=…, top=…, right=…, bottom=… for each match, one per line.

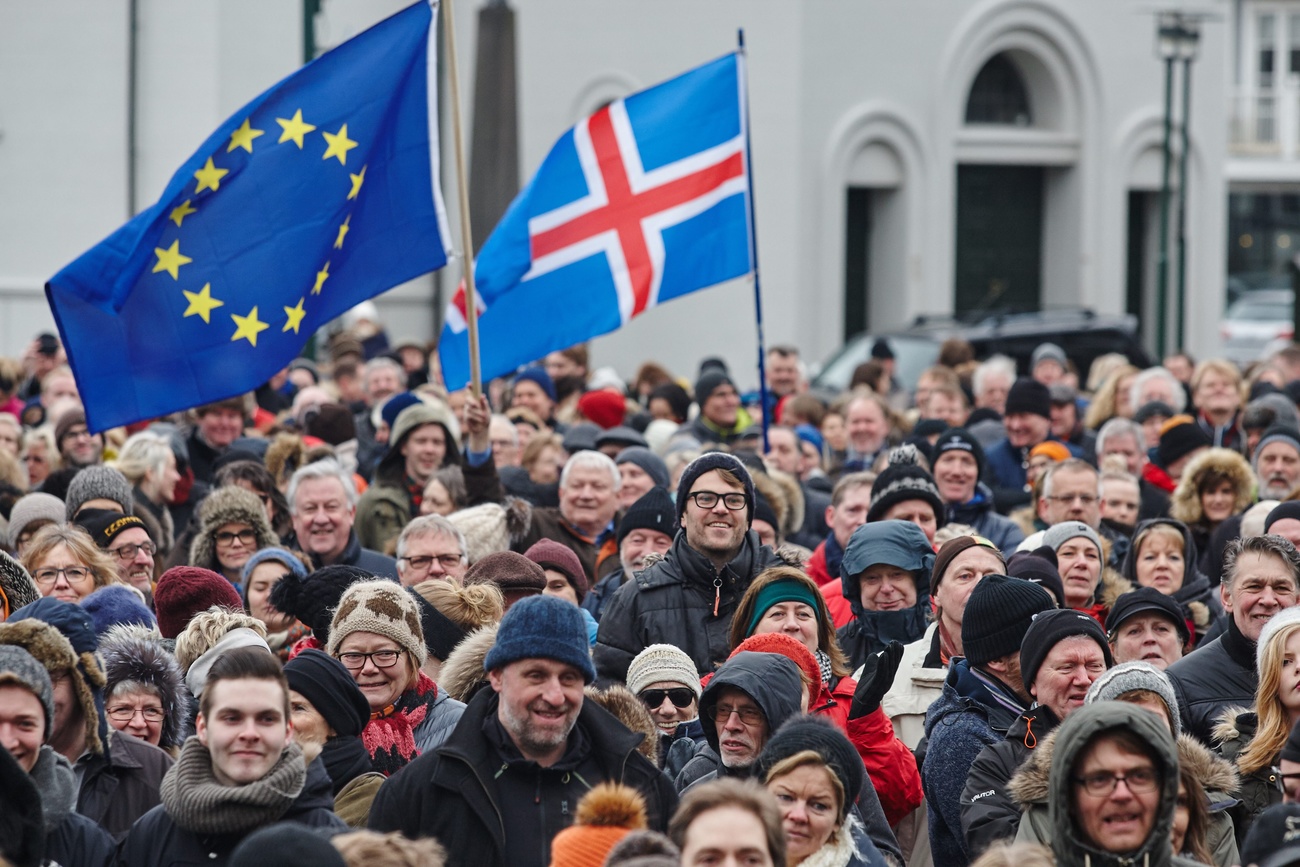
left=594, top=453, right=783, bottom=683
left=394, top=514, right=468, bottom=587
left=1037, top=459, right=1132, bottom=571
left=74, top=509, right=157, bottom=594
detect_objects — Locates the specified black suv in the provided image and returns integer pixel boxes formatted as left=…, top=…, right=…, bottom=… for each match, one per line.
left=812, top=308, right=1153, bottom=393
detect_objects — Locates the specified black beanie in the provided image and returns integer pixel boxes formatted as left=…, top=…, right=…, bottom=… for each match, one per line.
left=1156, top=418, right=1211, bottom=468
left=618, top=487, right=679, bottom=545
left=1005, top=379, right=1052, bottom=419
left=753, top=493, right=778, bottom=530
left=756, top=716, right=864, bottom=821
left=406, top=587, right=469, bottom=662
left=1267, top=501, right=1300, bottom=533
left=675, top=452, right=755, bottom=525
left=962, top=575, right=1055, bottom=667
left=229, top=823, right=346, bottom=867
left=1006, top=547, right=1066, bottom=608
left=1020, top=608, right=1114, bottom=693
left=282, top=649, right=370, bottom=738
left=865, top=445, right=946, bottom=528
left=870, top=338, right=895, bottom=360
left=268, top=564, right=370, bottom=643
left=933, top=427, right=986, bottom=479
left=694, top=371, right=735, bottom=407
left=73, top=509, right=150, bottom=550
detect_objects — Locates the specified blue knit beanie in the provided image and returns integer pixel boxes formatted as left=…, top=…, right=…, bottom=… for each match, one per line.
left=515, top=366, right=557, bottom=402
left=80, top=585, right=157, bottom=637
left=380, top=392, right=422, bottom=431
left=483, top=595, right=595, bottom=683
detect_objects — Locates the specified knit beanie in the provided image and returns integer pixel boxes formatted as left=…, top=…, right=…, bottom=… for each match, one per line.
left=752, top=493, right=778, bottom=531
left=756, top=715, right=864, bottom=821
left=675, top=452, right=756, bottom=524
left=268, top=564, right=370, bottom=642
left=1258, top=607, right=1300, bottom=673
left=516, top=366, right=557, bottom=402
left=1240, top=803, right=1300, bottom=867
left=617, top=487, right=678, bottom=545
left=1084, top=661, right=1181, bottom=737
left=282, top=648, right=370, bottom=738
left=1005, top=379, right=1052, bottom=419
left=548, top=783, right=648, bottom=867
left=1028, top=441, right=1072, bottom=463
left=64, top=465, right=134, bottom=520
left=599, top=427, right=649, bottom=452
left=870, top=339, right=894, bottom=360
left=54, top=408, right=88, bottom=451
left=615, top=447, right=670, bottom=491
left=1267, top=501, right=1300, bottom=532
left=0, top=551, right=40, bottom=620
left=865, top=445, right=946, bottom=527
left=0, top=645, right=54, bottom=740
left=649, top=383, right=691, bottom=422
left=626, top=644, right=702, bottom=697
left=731, top=633, right=822, bottom=707
left=406, top=587, right=468, bottom=662
left=578, top=389, right=627, bottom=430
left=80, top=585, right=157, bottom=637
left=933, top=428, right=986, bottom=479
left=1031, top=342, right=1067, bottom=372
left=228, top=823, right=347, bottom=867
left=327, top=580, right=427, bottom=666
left=1106, top=586, right=1190, bottom=645
left=240, top=547, right=309, bottom=585
left=464, top=550, right=547, bottom=608
left=482, top=594, right=596, bottom=682
left=693, top=371, right=735, bottom=407
left=931, top=535, right=1003, bottom=595
left=7, top=492, right=65, bottom=548
left=447, top=503, right=511, bottom=565
left=1157, top=416, right=1211, bottom=468
left=73, top=509, right=149, bottom=550
left=961, top=575, right=1055, bottom=667
left=1042, top=520, right=1103, bottom=558
left=523, top=539, right=589, bottom=602
left=1005, top=548, right=1067, bottom=608
left=153, top=565, right=244, bottom=639
left=1020, top=608, right=1114, bottom=693
left=1256, top=425, right=1300, bottom=470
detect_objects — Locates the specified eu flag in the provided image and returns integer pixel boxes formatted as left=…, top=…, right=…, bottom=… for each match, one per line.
left=47, top=1, right=451, bottom=431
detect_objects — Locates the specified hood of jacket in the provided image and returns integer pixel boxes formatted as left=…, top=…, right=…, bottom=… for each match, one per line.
left=375, top=402, right=462, bottom=485
left=98, top=627, right=192, bottom=751
left=438, top=623, right=498, bottom=704
left=698, top=651, right=802, bottom=758
left=1168, top=447, right=1255, bottom=526
left=188, top=485, right=279, bottom=573
left=1118, top=518, right=1217, bottom=628
left=1047, top=702, right=1181, bottom=867
left=839, top=520, right=933, bottom=621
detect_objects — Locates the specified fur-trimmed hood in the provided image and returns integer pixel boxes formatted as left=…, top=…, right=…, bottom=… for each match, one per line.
left=1211, top=705, right=1253, bottom=753
left=752, top=470, right=805, bottom=545
left=0, top=618, right=105, bottom=756
left=188, top=485, right=279, bottom=574
left=584, top=684, right=658, bottom=766
left=1097, top=565, right=1131, bottom=610
left=99, top=626, right=192, bottom=751
left=264, top=432, right=309, bottom=491
left=1169, top=447, right=1255, bottom=526
left=439, top=623, right=497, bottom=703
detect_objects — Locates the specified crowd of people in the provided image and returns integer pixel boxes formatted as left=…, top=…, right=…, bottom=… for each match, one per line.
left=8, top=321, right=1300, bottom=866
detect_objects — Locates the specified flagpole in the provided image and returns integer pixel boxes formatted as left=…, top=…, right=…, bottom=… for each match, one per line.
left=737, top=30, right=769, bottom=453
left=441, top=0, right=483, bottom=397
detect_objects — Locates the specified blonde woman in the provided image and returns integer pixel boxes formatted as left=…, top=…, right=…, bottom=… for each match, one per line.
left=1082, top=364, right=1140, bottom=430
left=21, top=524, right=119, bottom=603
left=112, top=431, right=181, bottom=557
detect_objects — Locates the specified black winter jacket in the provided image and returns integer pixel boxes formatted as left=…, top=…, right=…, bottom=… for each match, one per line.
left=1167, top=616, right=1258, bottom=745
left=367, top=688, right=678, bottom=867
left=960, top=704, right=1059, bottom=858
left=593, top=531, right=782, bottom=682
left=78, top=729, right=173, bottom=840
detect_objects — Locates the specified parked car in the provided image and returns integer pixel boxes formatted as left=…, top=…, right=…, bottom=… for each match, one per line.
left=812, top=308, right=1152, bottom=393
left=1219, top=288, right=1294, bottom=368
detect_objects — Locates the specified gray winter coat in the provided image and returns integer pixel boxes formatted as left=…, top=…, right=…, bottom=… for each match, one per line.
left=413, top=688, right=466, bottom=754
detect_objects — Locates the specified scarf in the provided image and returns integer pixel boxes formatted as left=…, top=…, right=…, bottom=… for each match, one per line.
left=937, top=618, right=959, bottom=666
left=815, top=648, right=834, bottom=687
left=29, top=745, right=77, bottom=833
left=320, top=735, right=374, bottom=796
left=267, top=622, right=312, bottom=661
left=362, top=670, right=441, bottom=776
left=160, top=737, right=306, bottom=836
left=796, top=813, right=865, bottom=867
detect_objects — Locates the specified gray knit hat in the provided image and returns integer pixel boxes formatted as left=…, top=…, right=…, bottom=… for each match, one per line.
left=1257, top=607, right=1300, bottom=673
left=616, top=447, right=670, bottom=491
left=1084, top=660, right=1181, bottom=737
left=0, top=645, right=54, bottom=740
left=64, top=466, right=134, bottom=520
left=1042, top=520, right=1103, bottom=557
left=626, top=644, right=701, bottom=698
left=7, top=493, right=65, bottom=548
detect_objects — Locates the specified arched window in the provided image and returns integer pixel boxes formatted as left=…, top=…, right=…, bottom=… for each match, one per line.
left=965, top=54, right=1032, bottom=126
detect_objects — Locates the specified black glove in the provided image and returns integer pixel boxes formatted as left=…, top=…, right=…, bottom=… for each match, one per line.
left=849, top=640, right=904, bottom=720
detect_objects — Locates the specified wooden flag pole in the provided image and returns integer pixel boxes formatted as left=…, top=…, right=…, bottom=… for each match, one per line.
left=441, top=0, right=483, bottom=397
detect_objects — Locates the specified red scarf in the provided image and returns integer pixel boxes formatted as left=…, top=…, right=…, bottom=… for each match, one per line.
left=362, top=671, right=441, bottom=776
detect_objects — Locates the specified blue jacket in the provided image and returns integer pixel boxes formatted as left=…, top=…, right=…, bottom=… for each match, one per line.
left=983, top=438, right=1082, bottom=514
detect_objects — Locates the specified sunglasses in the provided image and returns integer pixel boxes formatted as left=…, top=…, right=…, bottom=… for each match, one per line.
left=639, top=688, right=695, bottom=710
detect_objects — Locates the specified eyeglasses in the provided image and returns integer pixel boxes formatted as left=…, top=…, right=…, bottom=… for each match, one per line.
left=336, top=649, right=406, bottom=670
left=33, top=566, right=92, bottom=586
left=1072, top=767, right=1158, bottom=797
left=1272, top=767, right=1300, bottom=794
left=1045, top=493, right=1098, bottom=505
left=640, top=688, right=696, bottom=710
left=712, top=703, right=765, bottom=726
left=215, top=529, right=257, bottom=546
left=688, top=491, right=747, bottom=511
left=109, top=541, right=156, bottom=561
left=107, top=705, right=165, bottom=722
left=400, top=554, right=463, bottom=572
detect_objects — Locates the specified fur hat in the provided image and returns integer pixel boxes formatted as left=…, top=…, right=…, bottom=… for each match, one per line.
left=448, top=500, right=530, bottom=565
left=7, top=493, right=65, bottom=549
left=0, top=615, right=105, bottom=756
left=866, top=444, right=946, bottom=527
left=64, top=466, right=134, bottom=520
left=1171, top=447, right=1255, bottom=525
left=584, top=684, right=660, bottom=767
left=327, top=580, right=427, bottom=666
left=80, top=585, right=156, bottom=636
left=269, top=564, right=370, bottom=643
left=626, top=644, right=701, bottom=698
left=548, top=783, right=648, bottom=867
left=483, top=595, right=595, bottom=682
left=464, top=550, right=547, bottom=608
left=1084, top=661, right=1181, bottom=737
left=99, top=626, right=191, bottom=750
left=153, top=566, right=244, bottom=639
left=675, top=452, right=755, bottom=524
left=0, top=645, right=54, bottom=741
left=0, top=551, right=40, bottom=620
left=523, top=539, right=588, bottom=602
left=188, top=486, right=279, bottom=574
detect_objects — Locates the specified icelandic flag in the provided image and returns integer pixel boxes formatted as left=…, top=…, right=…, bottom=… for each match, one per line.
left=438, top=52, right=753, bottom=389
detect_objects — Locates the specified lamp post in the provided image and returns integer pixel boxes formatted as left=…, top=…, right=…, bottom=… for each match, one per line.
left=1171, top=16, right=1201, bottom=357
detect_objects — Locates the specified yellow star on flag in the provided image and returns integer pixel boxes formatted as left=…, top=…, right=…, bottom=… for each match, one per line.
left=334, top=214, right=351, bottom=250
left=312, top=261, right=330, bottom=295
left=348, top=165, right=367, bottom=200
left=169, top=199, right=197, bottom=228
left=276, top=109, right=317, bottom=149
left=283, top=298, right=307, bottom=334
left=230, top=307, right=270, bottom=347
left=182, top=283, right=224, bottom=323
left=322, top=124, right=358, bottom=165
left=193, top=158, right=229, bottom=193
left=227, top=118, right=265, bottom=153
left=152, top=240, right=192, bottom=280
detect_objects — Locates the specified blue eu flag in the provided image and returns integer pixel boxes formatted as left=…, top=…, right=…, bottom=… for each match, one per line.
left=47, top=1, right=451, bottom=431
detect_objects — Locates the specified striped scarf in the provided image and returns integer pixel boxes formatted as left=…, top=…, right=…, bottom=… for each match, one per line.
left=361, top=671, right=441, bottom=776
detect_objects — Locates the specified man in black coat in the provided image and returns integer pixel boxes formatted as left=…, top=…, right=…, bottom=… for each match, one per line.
left=368, top=596, right=677, bottom=867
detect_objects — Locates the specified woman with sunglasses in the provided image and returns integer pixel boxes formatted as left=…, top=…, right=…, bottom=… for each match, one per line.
left=626, top=643, right=707, bottom=779
left=186, top=486, right=278, bottom=590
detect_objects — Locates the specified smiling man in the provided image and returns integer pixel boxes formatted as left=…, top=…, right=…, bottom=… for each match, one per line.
left=368, top=595, right=676, bottom=867
left=288, top=460, right=397, bottom=577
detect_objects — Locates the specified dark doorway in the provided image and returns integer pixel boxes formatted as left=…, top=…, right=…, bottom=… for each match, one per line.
left=954, top=164, right=1043, bottom=315
left=844, top=187, right=872, bottom=340
left=1125, top=191, right=1149, bottom=336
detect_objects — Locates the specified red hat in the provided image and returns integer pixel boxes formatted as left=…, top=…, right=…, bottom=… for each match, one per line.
left=153, top=566, right=242, bottom=639
left=577, top=389, right=626, bottom=430
left=730, top=632, right=824, bottom=707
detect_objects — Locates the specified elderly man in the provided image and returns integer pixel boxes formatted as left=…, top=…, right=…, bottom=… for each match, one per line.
left=353, top=357, right=408, bottom=477
left=1131, top=367, right=1187, bottom=415
left=368, top=596, right=677, bottom=867
left=72, top=510, right=156, bottom=595
left=842, top=392, right=891, bottom=471
left=595, top=453, right=783, bottom=681
left=1253, top=425, right=1300, bottom=500
left=395, top=514, right=468, bottom=586
left=1107, top=587, right=1189, bottom=671
left=1097, top=416, right=1171, bottom=520
left=510, top=450, right=625, bottom=583
left=1168, top=534, right=1300, bottom=744
left=288, top=459, right=397, bottom=577
left=766, top=345, right=805, bottom=398
left=582, top=487, right=676, bottom=622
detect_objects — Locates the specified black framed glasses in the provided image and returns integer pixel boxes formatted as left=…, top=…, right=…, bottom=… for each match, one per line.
left=1072, top=767, right=1158, bottom=797
left=215, top=529, right=257, bottom=546
left=109, top=541, right=156, bottom=561
left=336, top=649, right=406, bottom=670
left=688, top=491, right=747, bottom=511
left=639, top=688, right=696, bottom=710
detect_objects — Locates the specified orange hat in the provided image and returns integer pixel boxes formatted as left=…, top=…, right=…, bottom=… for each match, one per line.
left=1028, top=441, right=1071, bottom=463
left=548, top=783, right=647, bottom=867
left=730, top=632, right=824, bottom=707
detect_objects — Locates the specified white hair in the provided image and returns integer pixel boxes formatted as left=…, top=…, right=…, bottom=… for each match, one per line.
left=488, top=414, right=518, bottom=447
left=396, top=514, right=467, bottom=561
left=559, top=450, right=622, bottom=492
left=287, top=459, right=358, bottom=511
left=113, top=431, right=174, bottom=485
left=973, top=355, right=1016, bottom=397
left=1129, top=367, right=1186, bottom=414
left=1095, top=417, right=1144, bottom=456
left=363, top=356, right=407, bottom=391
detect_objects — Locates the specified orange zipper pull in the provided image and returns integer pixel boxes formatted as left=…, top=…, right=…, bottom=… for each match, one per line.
left=713, top=577, right=722, bottom=617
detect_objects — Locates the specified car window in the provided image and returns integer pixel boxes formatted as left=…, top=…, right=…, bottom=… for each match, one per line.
left=1228, top=298, right=1292, bottom=321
